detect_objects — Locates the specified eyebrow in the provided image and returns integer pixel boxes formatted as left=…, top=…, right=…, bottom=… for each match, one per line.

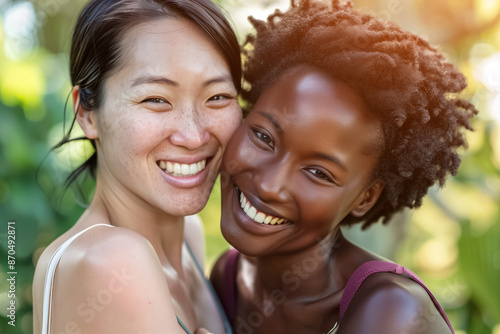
left=257, top=112, right=283, bottom=133
left=315, top=151, right=348, bottom=172
left=131, top=76, right=178, bottom=87
left=131, top=75, right=233, bottom=88
left=202, top=75, right=233, bottom=87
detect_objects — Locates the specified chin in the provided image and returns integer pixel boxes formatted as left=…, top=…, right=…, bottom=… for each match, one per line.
left=163, top=192, right=211, bottom=217
left=220, top=221, right=262, bottom=257
left=172, top=205, right=205, bottom=217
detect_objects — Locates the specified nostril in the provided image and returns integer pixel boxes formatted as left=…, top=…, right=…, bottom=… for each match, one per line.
left=256, top=178, right=289, bottom=203
left=170, top=126, right=210, bottom=149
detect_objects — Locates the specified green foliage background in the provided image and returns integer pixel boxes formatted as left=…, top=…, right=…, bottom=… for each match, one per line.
left=0, top=0, right=499, bottom=333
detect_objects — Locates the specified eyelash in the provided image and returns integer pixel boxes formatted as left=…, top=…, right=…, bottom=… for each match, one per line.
left=252, top=128, right=274, bottom=149
left=142, top=94, right=233, bottom=107
left=252, top=127, right=338, bottom=185
left=306, top=168, right=337, bottom=185
left=143, top=97, right=170, bottom=104
left=208, top=94, right=232, bottom=101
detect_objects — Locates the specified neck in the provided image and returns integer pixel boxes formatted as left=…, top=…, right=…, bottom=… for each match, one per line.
left=83, top=173, right=186, bottom=273
left=252, top=230, right=343, bottom=301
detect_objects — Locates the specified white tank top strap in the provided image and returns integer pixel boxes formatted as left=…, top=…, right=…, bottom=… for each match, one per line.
left=41, top=223, right=113, bottom=334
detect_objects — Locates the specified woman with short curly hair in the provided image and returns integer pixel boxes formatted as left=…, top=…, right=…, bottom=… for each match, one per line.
left=211, top=0, right=476, bottom=333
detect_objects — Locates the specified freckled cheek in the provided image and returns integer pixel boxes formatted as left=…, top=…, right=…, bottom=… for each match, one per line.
left=102, top=116, right=161, bottom=164
left=211, top=107, right=242, bottom=147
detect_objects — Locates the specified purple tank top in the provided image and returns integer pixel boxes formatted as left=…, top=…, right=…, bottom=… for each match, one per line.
left=221, top=249, right=240, bottom=324
left=220, top=249, right=454, bottom=333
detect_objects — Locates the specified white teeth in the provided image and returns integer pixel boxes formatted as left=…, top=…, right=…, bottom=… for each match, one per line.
left=174, top=163, right=181, bottom=174
left=189, top=163, right=197, bottom=174
left=255, top=213, right=265, bottom=223
left=239, top=191, right=288, bottom=225
left=158, top=159, right=207, bottom=177
left=247, top=207, right=257, bottom=220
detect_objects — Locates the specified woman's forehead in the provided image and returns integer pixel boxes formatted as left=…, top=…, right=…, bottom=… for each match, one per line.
left=249, top=67, right=383, bottom=160
left=107, top=18, right=231, bottom=87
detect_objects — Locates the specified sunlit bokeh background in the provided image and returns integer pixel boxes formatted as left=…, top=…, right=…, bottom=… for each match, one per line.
left=0, top=0, right=499, bottom=333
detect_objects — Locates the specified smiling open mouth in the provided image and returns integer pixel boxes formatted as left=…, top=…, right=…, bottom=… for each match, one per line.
left=239, top=190, right=289, bottom=225
left=158, top=159, right=206, bottom=177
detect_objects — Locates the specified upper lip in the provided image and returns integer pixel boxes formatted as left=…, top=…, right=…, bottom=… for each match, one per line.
left=237, top=186, right=292, bottom=222
left=156, top=155, right=213, bottom=165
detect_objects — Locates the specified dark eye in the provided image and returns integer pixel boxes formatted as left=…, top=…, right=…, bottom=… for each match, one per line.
left=253, top=129, right=274, bottom=149
left=142, top=97, right=172, bottom=111
left=206, top=94, right=233, bottom=108
left=143, top=98, right=169, bottom=104
left=307, top=168, right=335, bottom=184
left=208, top=94, right=230, bottom=101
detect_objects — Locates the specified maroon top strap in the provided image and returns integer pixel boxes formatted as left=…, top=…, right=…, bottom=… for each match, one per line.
left=338, top=260, right=454, bottom=333
left=221, top=248, right=240, bottom=326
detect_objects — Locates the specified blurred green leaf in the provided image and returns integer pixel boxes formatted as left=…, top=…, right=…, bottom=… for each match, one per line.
left=458, top=213, right=500, bottom=324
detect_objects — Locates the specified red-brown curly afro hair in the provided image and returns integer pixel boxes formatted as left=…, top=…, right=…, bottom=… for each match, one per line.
left=241, top=0, right=478, bottom=228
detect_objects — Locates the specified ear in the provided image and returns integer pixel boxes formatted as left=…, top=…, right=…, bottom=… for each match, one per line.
left=350, top=179, right=385, bottom=218
left=73, top=86, right=98, bottom=139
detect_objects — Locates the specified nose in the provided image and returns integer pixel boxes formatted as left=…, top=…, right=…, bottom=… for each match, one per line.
left=169, top=108, right=210, bottom=150
left=253, top=160, right=291, bottom=203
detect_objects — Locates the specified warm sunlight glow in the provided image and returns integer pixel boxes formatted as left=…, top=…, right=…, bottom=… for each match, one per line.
left=478, top=0, right=500, bottom=21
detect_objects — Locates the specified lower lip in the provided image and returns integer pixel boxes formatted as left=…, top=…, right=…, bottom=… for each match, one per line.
left=231, top=187, right=291, bottom=236
left=159, top=160, right=213, bottom=189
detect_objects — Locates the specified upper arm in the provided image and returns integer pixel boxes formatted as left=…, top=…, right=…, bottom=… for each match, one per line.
left=184, top=214, right=206, bottom=270
left=339, top=273, right=452, bottom=334
left=51, top=227, right=184, bottom=334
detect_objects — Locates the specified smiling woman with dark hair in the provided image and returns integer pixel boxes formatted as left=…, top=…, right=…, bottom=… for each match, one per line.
left=210, top=0, right=477, bottom=333
left=32, top=0, right=242, bottom=333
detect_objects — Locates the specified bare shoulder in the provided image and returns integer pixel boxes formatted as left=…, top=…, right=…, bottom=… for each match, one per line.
left=38, top=225, right=183, bottom=333
left=68, top=224, right=157, bottom=264
left=339, top=271, right=452, bottom=334
left=56, top=224, right=160, bottom=276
